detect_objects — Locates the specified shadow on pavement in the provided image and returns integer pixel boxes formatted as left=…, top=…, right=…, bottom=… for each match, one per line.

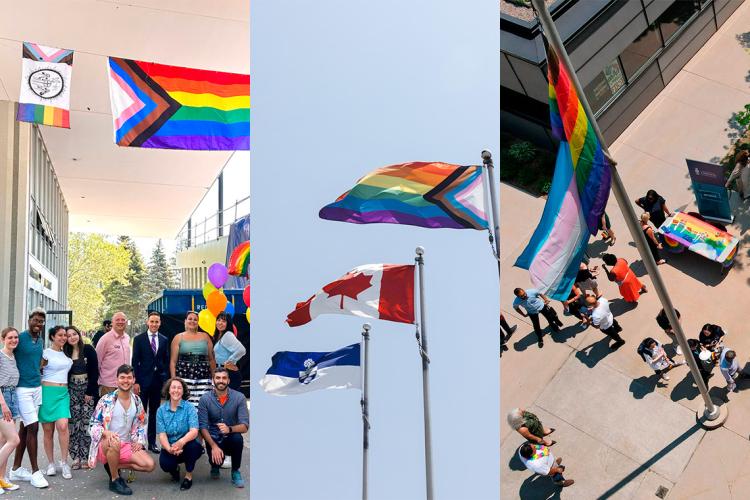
left=513, top=331, right=541, bottom=352
left=659, top=250, right=729, bottom=287
left=609, top=298, right=638, bottom=317
left=587, top=238, right=610, bottom=259
left=629, top=376, right=658, bottom=399
left=628, top=259, right=648, bottom=279
left=597, top=423, right=703, bottom=499
left=574, top=338, right=612, bottom=368
left=550, top=323, right=583, bottom=344
left=518, top=474, right=563, bottom=500
left=508, top=449, right=527, bottom=471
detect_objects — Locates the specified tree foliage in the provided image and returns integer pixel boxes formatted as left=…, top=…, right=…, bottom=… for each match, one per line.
left=67, top=233, right=130, bottom=331
left=103, top=236, right=148, bottom=333
left=144, top=239, right=177, bottom=304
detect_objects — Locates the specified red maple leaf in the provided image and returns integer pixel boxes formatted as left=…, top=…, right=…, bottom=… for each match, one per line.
left=322, top=272, right=373, bottom=309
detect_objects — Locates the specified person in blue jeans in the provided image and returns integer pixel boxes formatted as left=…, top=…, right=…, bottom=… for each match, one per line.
left=198, top=368, right=248, bottom=488
left=518, top=442, right=574, bottom=488
left=156, top=377, right=203, bottom=491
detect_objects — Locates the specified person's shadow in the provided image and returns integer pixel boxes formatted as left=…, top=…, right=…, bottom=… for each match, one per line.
left=575, top=337, right=612, bottom=368
left=629, top=375, right=658, bottom=399
left=510, top=450, right=563, bottom=500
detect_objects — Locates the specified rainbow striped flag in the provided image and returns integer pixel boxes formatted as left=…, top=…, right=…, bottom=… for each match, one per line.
left=17, top=42, right=74, bottom=128
left=108, top=58, right=249, bottom=150
left=319, top=162, right=489, bottom=230
left=514, top=46, right=611, bottom=300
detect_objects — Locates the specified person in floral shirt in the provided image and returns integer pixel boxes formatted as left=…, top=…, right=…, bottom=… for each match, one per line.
left=88, top=364, right=155, bottom=495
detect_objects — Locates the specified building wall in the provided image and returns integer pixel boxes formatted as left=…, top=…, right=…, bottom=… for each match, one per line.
left=175, top=236, right=229, bottom=289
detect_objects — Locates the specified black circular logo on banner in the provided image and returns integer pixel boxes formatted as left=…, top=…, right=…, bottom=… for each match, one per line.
left=28, top=69, right=64, bottom=99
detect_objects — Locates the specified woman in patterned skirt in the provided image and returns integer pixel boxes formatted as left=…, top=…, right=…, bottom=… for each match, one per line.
left=63, top=326, right=98, bottom=470
left=170, top=312, right=216, bottom=407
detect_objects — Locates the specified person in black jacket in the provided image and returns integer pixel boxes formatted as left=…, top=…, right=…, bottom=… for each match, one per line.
left=132, top=312, right=170, bottom=453
left=91, top=320, right=111, bottom=348
left=63, top=326, right=98, bottom=470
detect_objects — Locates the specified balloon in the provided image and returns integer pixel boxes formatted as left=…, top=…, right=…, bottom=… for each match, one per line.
left=202, top=281, right=218, bottom=300
left=198, top=309, right=216, bottom=336
left=206, top=290, right=228, bottom=316
left=207, top=263, right=229, bottom=288
left=245, top=307, right=251, bottom=324
left=224, top=302, right=235, bottom=316
left=243, top=285, right=250, bottom=307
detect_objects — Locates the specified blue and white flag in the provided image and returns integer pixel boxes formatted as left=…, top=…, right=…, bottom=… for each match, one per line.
left=260, top=343, right=361, bottom=396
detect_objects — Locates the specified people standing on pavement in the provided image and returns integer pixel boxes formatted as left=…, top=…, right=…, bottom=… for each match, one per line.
left=699, top=323, right=726, bottom=350
left=640, top=213, right=666, bottom=265
left=637, top=337, right=685, bottom=383
left=656, top=309, right=682, bottom=356
left=198, top=368, right=248, bottom=488
left=575, top=261, right=600, bottom=298
left=719, top=348, right=744, bottom=392
left=687, top=339, right=714, bottom=386
left=500, top=314, right=517, bottom=355
left=95, top=312, right=132, bottom=397
left=170, top=312, right=216, bottom=408
left=39, top=326, right=74, bottom=480
left=518, top=442, right=574, bottom=488
left=213, top=312, right=246, bottom=392
left=601, top=253, right=648, bottom=303
left=562, top=283, right=588, bottom=327
left=88, top=364, right=155, bottom=496
left=635, top=189, right=673, bottom=229
left=91, top=320, right=112, bottom=348
left=726, top=150, right=750, bottom=200
left=0, top=328, right=22, bottom=494
left=64, top=326, right=98, bottom=470
left=599, top=212, right=616, bottom=246
left=156, top=377, right=204, bottom=490
left=132, top=312, right=170, bottom=454
left=512, top=288, right=563, bottom=349
left=585, top=295, right=626, bottom=350
left=9, top=307, right=48, bottom=489
left=506, top=408, right=555, bottom=446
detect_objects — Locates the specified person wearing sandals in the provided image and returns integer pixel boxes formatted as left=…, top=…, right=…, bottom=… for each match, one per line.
left=0, top=328, right=22, bottom=493
left=64, top=326, right=98, bottom=471
left=213, top=312, right=246, bottom=392
left=38, top=326, right=74, bottom=480
left=599, top=212, right=616, bottom=246
left=640, top=213, right=666, bottom=265
left=156, top=377, right=203, bottom=490
left=506, top=408, right=556, bottom=446
left=170, top=312, right=216, bottom=408
left=638, top=337, right=685, bottom=383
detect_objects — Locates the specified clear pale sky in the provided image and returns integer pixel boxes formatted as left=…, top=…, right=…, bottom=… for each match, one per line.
left=250, top=2, right=499, bottom=499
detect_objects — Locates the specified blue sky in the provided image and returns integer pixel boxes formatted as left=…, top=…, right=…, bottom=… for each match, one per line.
left=250, top=2, right=499, bottom=499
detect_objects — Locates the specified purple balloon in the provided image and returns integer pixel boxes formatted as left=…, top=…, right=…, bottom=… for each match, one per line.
left=208, top=263, right=229, bottom=288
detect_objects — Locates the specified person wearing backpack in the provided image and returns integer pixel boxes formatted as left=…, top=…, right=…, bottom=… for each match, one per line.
left=638, top=338, right=685, bottom=383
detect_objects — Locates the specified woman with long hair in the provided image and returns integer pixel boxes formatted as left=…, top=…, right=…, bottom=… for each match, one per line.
left=638, top=337, right=685, bottom=383
left=635, top=189, right=672, bottom=228
left=39, top=326, right=73, bottom=479
left=170, top=312, right=216, bottom=407
left=213, top=312, right=246, bottom=392
left=726, top=149, right=750, bottom=200
left=0, top=328, right=22, bottom=493
left=63, top=326, right=98, bottom=470
left=640, top=213, right=666, bottom=265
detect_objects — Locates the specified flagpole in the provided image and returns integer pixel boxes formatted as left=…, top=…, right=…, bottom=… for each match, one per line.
left=415, top=246, right=434, bottom=500
left=482, top=150, right=503, bottom=356
left=361, top=323, right=371, bottom=500
left=530, top=0, right=726, bottom=426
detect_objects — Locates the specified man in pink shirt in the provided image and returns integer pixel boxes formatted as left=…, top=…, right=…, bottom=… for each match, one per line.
left=96, top=312, right=132, bottom=396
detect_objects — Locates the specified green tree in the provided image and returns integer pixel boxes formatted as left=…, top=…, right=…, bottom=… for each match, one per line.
left=102, top=236, right=148, bottom=333
left=67, top=233, right=130, bottom=331
left=144, top=239, right=177, bottom=304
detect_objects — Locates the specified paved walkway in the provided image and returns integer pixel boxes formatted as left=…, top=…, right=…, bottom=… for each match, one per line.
left=501, top=3, right=750, bottom=499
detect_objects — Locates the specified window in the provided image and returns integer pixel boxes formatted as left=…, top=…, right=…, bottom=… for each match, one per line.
left=619, top=24, right=662, bottom=79
left=583, top=58, right=626, bottom=113
left=657, top=1, right=700, bottom=44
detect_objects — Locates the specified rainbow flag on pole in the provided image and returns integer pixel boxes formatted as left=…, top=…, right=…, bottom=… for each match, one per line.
left=319, top=162, right=489, bottom=230
left=514, top=46, right=611, bottom=300
left=17, top=42, right=74, bottom=128
left=108, top=58, right=249, bottom=150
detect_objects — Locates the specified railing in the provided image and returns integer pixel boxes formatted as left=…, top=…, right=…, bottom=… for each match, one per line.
left=175, top=195, right=250, bottom=251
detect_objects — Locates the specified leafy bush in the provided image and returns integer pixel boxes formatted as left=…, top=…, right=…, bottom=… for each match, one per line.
left=509, top=141, right=536, bottom=163
left=735, top=104, right=750, bottom=131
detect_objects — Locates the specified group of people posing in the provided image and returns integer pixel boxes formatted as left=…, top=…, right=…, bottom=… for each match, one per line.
left=0, top=308, right=248, bottom=496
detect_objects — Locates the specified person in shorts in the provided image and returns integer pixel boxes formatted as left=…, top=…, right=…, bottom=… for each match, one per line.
left=9, top=308, right=48, bottom=489
left=0, top=328, right=22, bottom=493
left=88, top=364, right=155, bottom=495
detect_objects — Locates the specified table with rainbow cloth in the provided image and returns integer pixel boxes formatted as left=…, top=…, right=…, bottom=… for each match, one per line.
left=657, top=211, right=739, bottom=272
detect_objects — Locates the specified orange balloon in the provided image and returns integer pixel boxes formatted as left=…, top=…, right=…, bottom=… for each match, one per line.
left=206, top=290, right=228, bottom=316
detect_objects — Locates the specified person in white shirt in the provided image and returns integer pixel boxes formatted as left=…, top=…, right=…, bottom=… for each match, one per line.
left=518, top=442, right=574, bottom=488
left=638, top=337, right=685, bottom=383
left=585, top=296, right=625, bottom=349
left=719, top=347, right=745, bottom=392
left=38, top=326, right=74, bottom=479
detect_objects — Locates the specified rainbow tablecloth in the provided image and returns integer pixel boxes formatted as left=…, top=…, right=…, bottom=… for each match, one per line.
left=657, top=212, right=739, bottom=264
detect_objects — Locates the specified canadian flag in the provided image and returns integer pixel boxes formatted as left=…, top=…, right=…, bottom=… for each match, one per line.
left=286, top=264, right=415, bottom=327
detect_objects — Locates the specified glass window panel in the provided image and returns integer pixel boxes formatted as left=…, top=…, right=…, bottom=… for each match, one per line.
left=582, top=58, right=626, bottom=113
left=657, top=1, right=699, bottom=43
left=620, top=24, right=662, bottom=79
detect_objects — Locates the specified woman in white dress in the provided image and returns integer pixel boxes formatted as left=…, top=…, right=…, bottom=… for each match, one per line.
left=726, top=150, right=750, bottom=200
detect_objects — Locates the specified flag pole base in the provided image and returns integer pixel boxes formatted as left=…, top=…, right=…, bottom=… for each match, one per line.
left=696, top=399, right=728, bottom=429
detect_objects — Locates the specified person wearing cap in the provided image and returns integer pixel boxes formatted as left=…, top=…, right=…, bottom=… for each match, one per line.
left=8, top=307, right=49, bottom=489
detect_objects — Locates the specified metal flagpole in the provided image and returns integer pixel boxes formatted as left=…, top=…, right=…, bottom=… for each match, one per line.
left=482, top=150, right=503, bottom=355
left=530, top=0, right=725, bottom=425
left=361, top=323, right=371, bottom=500
left=415, top=246, right=434, bottom=499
